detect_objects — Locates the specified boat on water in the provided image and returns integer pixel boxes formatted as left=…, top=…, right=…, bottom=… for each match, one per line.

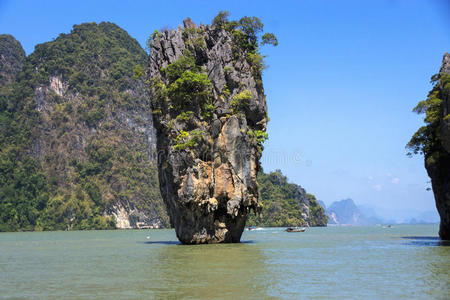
left=247, top=226, right=264, bottom=231
left=285, top=227, right=306, bottom=232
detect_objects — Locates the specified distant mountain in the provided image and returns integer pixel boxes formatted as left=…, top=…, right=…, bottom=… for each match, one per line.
left=318, top=200, right=326, bottom=210
left=357, top=205, right=440, bottom=225
left=326, top=198, right=382, bottom=225
left=0, top=34, right=26, bottom=87
left=325, top=199, right=440, bottom=225
left=407, top=210, right=440, bottom=224
left=416, top=210, right=440, bottom=223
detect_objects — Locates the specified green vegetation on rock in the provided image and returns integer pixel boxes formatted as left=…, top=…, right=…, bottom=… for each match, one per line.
left=407, top=73, right=450, bottom=165
left=212, top=11, right=277, bottom=88
left=0, top=22, right=169, bottom=232
left=0, top=34, right=26, bottom=88
left=230, top=90, right=252, bottom=114
left=407, top=54, right=450, bottom=240
left=247, top=170, right=328, bottom=227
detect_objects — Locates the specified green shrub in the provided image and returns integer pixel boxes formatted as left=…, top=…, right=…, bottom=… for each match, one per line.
left=223, top=66, right=232, bottom=75
left=407, top=73, right=450, bottom=157
left=261, top=33, right=278, bottom=46
left=173, top=129, right=203, bottom=150
left=168, top=70, right=211, bottom=106
left=212, top=11, right=230, bottom=29
left=210, top=11, right=277, bottom=79
left=176, top=111, right=194, bottom=121
left=133, top=65, right=144, bottom=79
left=161, top=54, right=200, bottom=83
left=146, top=30, right=161, bottom=50
left=202, top=102, right=215, bottom=118
left=231, top=89, right=252, bottom=113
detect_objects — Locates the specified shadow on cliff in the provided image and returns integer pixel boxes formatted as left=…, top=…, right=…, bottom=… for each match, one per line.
left=401, top=236, right=450, bottom=246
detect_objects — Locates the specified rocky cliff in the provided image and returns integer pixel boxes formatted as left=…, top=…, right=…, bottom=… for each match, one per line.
left=148, top=17, right=271, bottom=243
left=426, top=53, right=450, bottom=239
left=0, top=23, right=169, bottom=231
left=408, top=53, right=450, bottom=239
left=247, top=170, right=328, bottom=227
left=441, top=54, right=450, bottom=150
left=0, top=34, right=26, bottom=88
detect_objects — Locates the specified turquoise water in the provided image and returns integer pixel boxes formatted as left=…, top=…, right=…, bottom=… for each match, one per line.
left=1, top=225, right=449, bottom=299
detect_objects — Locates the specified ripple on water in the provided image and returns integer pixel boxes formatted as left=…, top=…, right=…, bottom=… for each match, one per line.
left=0, top=225, right=449, bottom=299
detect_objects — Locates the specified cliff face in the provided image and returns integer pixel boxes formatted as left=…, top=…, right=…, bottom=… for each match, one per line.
left=0, top=34, right=26, bottom=88
left=148, top=18, right=268, bottom=244
left=426, top=53, right=450, bottom=239
left=32, top=22, right=168, bottom=229
left=440, top=54, right=450, bottom=154
left=0, top=23, right=169, bottom=231
left=247, top=171, right=328, bottom=227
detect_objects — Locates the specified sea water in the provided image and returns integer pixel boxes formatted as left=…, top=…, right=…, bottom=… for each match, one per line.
left=0, top=225, right=449, bottom=299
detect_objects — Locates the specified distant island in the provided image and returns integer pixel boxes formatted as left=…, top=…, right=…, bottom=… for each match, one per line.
left=325, top=199, right=377, bottom=226
left=248, top=170, right=327, bottom=227
left=322, top=198, right=439, bottom=226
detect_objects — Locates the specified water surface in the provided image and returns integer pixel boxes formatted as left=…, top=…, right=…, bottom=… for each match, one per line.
left=1, top=225, right=449, bottom=299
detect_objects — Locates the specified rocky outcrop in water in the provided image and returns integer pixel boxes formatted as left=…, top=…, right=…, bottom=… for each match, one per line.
left=247, top=170, right=328, bottom=227
left=409, top=53, right=450, bottom=239
left=148, top=18, right=269, bottom=244
left=0, top=34, right=26, bottom=87
left=31, top=23, right=168, bottom=230
left=426, top=53, right=450, bottom=240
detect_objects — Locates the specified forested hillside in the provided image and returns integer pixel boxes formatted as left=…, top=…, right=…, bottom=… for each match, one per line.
left=247, top=170, right=328, bottom=227
left=0, top=23, right=168, bottom=231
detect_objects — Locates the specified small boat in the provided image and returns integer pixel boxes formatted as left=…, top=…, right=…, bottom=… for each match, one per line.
left=247, top=226, right=263, bottom=231
left=247, top=226, right=264, bottom=230
left=285, top=227, right=306, bottom=232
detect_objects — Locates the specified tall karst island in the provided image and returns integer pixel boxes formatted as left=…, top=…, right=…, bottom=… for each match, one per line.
left=408, top=53, right=450, bottom=240
left=0, top=23, right=169, bottom=231
left=148, top=13, right=277, bottom=244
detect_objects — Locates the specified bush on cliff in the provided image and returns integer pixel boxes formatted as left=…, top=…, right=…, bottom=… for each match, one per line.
left=247, top=170, right=328, bottom=227
left=407, top=73, right=450, bottom=166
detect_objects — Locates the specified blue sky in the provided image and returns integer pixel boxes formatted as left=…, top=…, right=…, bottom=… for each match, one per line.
left=1, top=0, right=449, bottom=216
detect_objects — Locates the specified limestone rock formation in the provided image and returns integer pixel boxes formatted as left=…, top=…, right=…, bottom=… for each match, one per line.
left=247, top=170, right=328, bottom=227
left=426, top=53, right=450, bottom=240
left=0, top=23, right=169, bottom=231
left=148, top=18, right=268, bottom=244
left=440, top=53, right=450, bottom=153
left=29, top=23, right=168, bottom=229
left=0, top=34, right=26, bottom=87
left=325, top=198, right=383, bottom=225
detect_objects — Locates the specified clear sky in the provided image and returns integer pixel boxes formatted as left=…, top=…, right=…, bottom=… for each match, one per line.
left=1, top=0, right=449, bottom=216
